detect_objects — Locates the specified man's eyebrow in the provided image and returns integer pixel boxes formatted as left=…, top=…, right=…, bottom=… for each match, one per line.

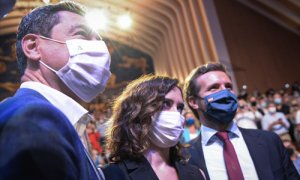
left=225, top=82, right=233, bottom=86
left=68, top=24, right=92, bottom=34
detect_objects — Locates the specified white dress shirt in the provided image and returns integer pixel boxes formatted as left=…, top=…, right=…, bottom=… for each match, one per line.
left=201, top=123, right=258, bottom=180
left=21, top=81, right=88, bottom=125
left=20, top=81, right=93, bottom=141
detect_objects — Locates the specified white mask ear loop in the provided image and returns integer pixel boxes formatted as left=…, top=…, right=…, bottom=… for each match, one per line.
left=39, top=61, right=57, bottom=73
left=39, top=35, right=66, bottom=44
left=38, top=35, right=66, bottom=73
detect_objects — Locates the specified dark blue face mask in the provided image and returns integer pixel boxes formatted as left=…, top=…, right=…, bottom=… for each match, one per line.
left=186, top=118, right=195, bottom=126
left=201, top=89, right=238, bottom=124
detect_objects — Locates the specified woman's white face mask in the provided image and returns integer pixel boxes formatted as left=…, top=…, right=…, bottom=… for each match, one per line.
left=148, top=111, right=184, bottom=148
left=39, top=36, right=111, bottom=102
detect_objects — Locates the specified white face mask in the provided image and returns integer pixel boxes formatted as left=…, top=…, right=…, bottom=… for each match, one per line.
left=148, top=111, right=184, bottom=148
left=268, top=107, right=277, bottom=114
left=39, top=36, right=111, bottom=103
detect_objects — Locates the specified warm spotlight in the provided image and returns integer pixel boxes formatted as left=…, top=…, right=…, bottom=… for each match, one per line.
left=85, top=10, right=108, bottom=31
left=117, top=14, right=132, bottom=29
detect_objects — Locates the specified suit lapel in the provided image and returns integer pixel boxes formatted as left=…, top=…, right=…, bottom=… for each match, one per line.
left=175, top=161, right=204, bottom=180
left=123, top=158, right=158, bottom=180
left=190, top=135, right=210, bottom=179
left=240, top=128, right=272, bottom=179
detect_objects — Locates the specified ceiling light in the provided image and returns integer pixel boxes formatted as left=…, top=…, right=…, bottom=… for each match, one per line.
left=117, top=14, right=132, bottom=29
left=85, top=10, right=108, bottom=31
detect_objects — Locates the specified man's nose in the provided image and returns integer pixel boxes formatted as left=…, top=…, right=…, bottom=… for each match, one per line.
left=220, top=85, right=227, bottom=90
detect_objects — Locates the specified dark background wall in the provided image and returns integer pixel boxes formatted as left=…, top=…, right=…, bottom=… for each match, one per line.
left=214, top=0, right=300, bottom=93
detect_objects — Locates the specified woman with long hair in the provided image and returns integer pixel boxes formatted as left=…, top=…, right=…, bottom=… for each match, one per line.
left=102, top=74, right=205, bottom=180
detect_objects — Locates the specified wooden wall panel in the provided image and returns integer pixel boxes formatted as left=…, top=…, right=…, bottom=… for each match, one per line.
left=213, top=0, right=300, bottom=93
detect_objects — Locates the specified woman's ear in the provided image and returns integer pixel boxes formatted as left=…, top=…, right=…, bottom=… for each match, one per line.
left=22, top=34, right=41, bottom=61
left=188, top=96, right=199, bottom=110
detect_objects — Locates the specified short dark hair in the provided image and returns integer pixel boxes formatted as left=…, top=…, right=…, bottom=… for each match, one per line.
left=183, top=63, right=229, bottom=119
left=16, top=1, right=85, bottom=76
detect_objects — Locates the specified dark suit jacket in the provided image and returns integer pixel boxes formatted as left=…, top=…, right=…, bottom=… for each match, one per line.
left=186, top=128, right=299, bottom=180
left=102, top=156, right=205, bottom=180
left=0, top=88, right=102, bottom=180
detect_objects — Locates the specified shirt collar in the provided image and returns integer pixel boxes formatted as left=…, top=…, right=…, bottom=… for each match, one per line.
left=201, top=122, right=242, bottom=146
left=20, top=81, right=88, bottom=125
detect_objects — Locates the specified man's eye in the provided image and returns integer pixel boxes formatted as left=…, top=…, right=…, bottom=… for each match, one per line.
left=75, top=31, right=88, bottom=37
left=209, top=86, right=218, bottom=91
left=226, top=85, right=233, bottom=90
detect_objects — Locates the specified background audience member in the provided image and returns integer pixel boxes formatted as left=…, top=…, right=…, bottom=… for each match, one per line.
left=274, top=92, right=291, bottom=115
left=234, top=98, right=258, bottom=129
left=248, top=95, right=265, bottom=128
left=274, top=92, right=296, bottom=141
left=262, top=101, right=291, bottom=141
left=91, top=148, right=106, bottom=168
left=182, top=111, right=201, bottom=143
left=93, top=110, right=109, bottom=150
left=257, top=95, right=269, bottom=115
left=86, top=121, right=103, bottom=155
left=295, top=105, right=300, bottom=147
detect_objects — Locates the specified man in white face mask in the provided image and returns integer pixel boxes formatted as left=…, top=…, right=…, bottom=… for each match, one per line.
left=0, top=1, right=108, bottom=179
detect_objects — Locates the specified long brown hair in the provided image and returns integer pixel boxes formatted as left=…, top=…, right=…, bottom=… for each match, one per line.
left=106, top=74, right=185, bottom=163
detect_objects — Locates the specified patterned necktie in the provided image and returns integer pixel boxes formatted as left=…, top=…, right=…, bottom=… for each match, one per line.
left=216, top=131, right=244, bottom=180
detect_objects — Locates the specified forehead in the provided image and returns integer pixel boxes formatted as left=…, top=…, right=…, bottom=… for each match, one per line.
left=238, top=99, right=246, bottom=104
left=50, top=11, right=89, bottom=36
left=165, top=87, right=183, bottom=102
left=274, top=93, right=281, bottom=98
left=185, top=112, right=194, bottom=118
left=197, top=71, right=231, bottom=86
left=269, top=103, right=275, bottom=107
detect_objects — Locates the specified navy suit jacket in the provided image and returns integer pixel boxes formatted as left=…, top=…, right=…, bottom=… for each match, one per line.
left=0, top=88, right=102, bottom=180
left=102, top=156, right=205, bottom=180
left=186, top=128, right=299, bottom=180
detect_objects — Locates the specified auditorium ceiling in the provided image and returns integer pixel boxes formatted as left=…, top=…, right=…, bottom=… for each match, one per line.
left=0, top=0, right=299, bottom=83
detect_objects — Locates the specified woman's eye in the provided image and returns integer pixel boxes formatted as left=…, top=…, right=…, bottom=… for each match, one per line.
left=163, top=101, right=170, bottom=107
left=163, top=100, right=172, bottom=109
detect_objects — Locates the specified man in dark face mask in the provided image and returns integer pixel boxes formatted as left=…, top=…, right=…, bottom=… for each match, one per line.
left=183, top=63, right=299, bottom=180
